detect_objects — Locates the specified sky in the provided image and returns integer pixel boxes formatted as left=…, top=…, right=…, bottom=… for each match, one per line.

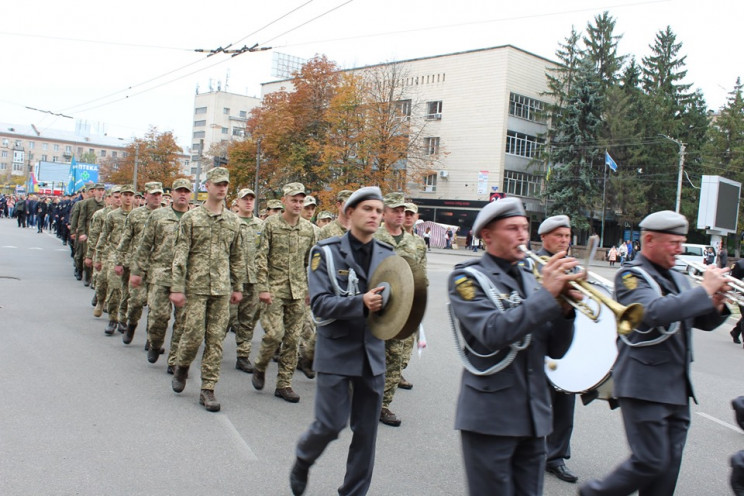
left=3, top=0, right=742, bottom=152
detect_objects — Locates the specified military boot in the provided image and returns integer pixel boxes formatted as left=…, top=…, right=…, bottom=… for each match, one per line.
left=147, top=345, right=164, bottom=364
left=122, top=323, right=137, bottom=345
left=104, top=320, right=117, bottom=335
left=252, top=369, right=265, bottom=390
left=236, top=357, right=254, bottom=374
left=91, top=294, right=97, bottom=307
left=380, top=407, right=401, bottom=427
left=117, top=322, right=127, bottom=334
left=171, top=365, right=189, bottom=393
left=93, top=301, right=104, bottom=318
left=199, top=389, right=221, bottom=412
left=296, top=358, right=315, bottom=379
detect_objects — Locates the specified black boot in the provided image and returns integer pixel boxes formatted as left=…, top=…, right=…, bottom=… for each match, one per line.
left=171, top=365, right=188, bottom=393
left=290, top=458, right=310, bottom=495
left=122, top=324, right=136, bottom=345
left=104, top=320, right=117, bottom=335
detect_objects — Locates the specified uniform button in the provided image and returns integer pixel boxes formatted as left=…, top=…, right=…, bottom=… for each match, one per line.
left=527, top=368, right=533, bottom=373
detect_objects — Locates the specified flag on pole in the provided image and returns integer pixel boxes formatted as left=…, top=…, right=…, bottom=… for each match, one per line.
left=546, top=162, right=552, bottom=181
left=605, top=151, right=618, bottom=172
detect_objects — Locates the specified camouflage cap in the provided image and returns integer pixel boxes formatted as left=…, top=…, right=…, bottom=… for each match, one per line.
left=92, top=183, right=105, bottom=190
left=404, top=202, right=418, bottom=214
left=109, top=185, right=121, bottom=194
left=336, top=190, right=354, bottom=203
left=317, top=210, right=333, bottom=220
left=120, top=184, right=136, bottom=194
left=282, top=182, right=306, bottom=197
left=383, top=192, right=406, bottom=209
left=172, top=178, right=192, bottom=191
left=267, top=199, right=284, bottom=210
left=206, top=167, right=230, bottom=184
left=145, top=181, right=164, bottom=194
left=135, top=191, right=144, bottom=197
left=303, top=195, right=317, bottom=207
left=237, top=188, right=256, bottom=198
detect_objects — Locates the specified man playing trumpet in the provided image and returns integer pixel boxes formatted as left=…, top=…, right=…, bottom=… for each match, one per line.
left=448, top=198, right=582, bottom=496
left=580, top=210, right=731, bottom=496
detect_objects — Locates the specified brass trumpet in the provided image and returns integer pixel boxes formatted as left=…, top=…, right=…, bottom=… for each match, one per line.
left=676, top=259, right=744, bottom=305
left=518, top=245, right=643, bottom=335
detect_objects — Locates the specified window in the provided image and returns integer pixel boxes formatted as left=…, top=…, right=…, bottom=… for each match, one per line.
left=232, top=127, right=245, bottom=137
left=0, top=162, right=5, bottom=170
left=223, top=107, right=230, bottom=115
left=423, top=173, right=437, bottom=192
left=77, top=147, right=83, bottom=155
left=505, top=130, right=543, bottom=158
left=193, top=131, right=205, bottom=139
left=1, top=138, right=8, bottom=146
left=53, top=144, right=59, bottom=151
left=509, top=93, right=546, bottom=123
left=28, top=141, right=35, bottom=149
left=424, top=137, right=440, bottom=155
left=42, top=143, right=48, bottom=151
left=194, top=120, right=206, bottom=127
left=65, top=145, right=72, bottom=154
left=195, top=106, right=207, bottom=114
left=239, top=110, right=247, bottom=118
left=221, top=127, right=229, bottom=134
left=15, top=140, right=22, bottom=147
left=112, top=151, right=118, bottom=158
left=100, top=150, right=106, bottom=157
left=13, top=162, right=23, bottom=171
left=1, top=150, right=7, bottom=158
left=191, top=167, right=198, bottom=175
left=52, top=156, right=59, bottom=162
left=503, top=170, right=543, bottom=198
left=426, top=101, right=443, bottom=119
left=396, top=99, right=411, bottom=118
left=41, top=154, right=48, bottom=161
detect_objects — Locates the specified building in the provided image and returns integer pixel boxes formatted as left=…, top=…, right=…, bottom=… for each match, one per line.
left=189, top=90, right=261, bottom=184
left=261, top=45, right=557, bottom=236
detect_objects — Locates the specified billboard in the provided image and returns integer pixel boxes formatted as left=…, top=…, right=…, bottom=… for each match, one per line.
left=696, top=175, right=741, bottom=234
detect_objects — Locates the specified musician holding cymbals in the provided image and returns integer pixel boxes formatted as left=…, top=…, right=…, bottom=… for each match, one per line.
left=448, top=198, right=583, bottom=496
left=580, top=210, right=731, bottom=496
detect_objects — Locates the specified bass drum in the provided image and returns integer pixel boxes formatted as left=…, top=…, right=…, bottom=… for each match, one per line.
left=545, top=282, right=618, bottom=394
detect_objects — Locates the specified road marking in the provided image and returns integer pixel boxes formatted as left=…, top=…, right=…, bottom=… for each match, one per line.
left=697, top=412, right=742, bottom=433
left=2, top=245, right=18, bottom=248
left=216, top=414, right=258, bottom=461
left=29, top=247, right=43, bottom=250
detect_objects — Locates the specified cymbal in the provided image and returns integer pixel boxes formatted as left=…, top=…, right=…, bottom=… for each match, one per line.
left=394, top=256, right=428, bottom=340
left=368, top=256, right=415, bottom=340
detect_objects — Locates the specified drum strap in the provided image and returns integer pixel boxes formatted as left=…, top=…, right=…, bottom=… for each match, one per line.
left=448, top=266, right=531, bottom=376
left=618, top=267, right=680, bottom=348
left=310, top=245, right=360, bottom=326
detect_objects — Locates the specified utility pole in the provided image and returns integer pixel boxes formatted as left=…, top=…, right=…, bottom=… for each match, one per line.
left=133, top=144, right=139, bottom=192
left=194, top=138, right=204, bottom=202
left=254, top=138, right=261, bottom=199
left=660, top=134, right=686, bottom=213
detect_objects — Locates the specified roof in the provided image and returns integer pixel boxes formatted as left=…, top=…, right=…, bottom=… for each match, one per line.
left=0, top=122, right=128, bottom=148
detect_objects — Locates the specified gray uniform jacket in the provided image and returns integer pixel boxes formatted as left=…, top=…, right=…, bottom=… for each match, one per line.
left=613, top=254, right=730, bottom=405
left=308, top=234, right=394, bottom=378
left=448, top=254, right=575, bottom=437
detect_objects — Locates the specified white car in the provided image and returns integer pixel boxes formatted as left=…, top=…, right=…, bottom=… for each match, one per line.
left=673, top=243, right=714, bottom=272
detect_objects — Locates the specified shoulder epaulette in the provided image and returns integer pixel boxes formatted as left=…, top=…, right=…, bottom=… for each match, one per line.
left=318, top=236, right=341, bottom=246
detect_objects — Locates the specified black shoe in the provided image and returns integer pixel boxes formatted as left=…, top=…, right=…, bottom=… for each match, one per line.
left=172, top=366, right=188, bottom=393
left=83, top=279, right=90, bottom=287
left=166, top=365, right=174, bottom=375
left=290, top=458, right=310, bottom=496
left=147, top=346, right=160, bottom=364
left=236, top=357, right=254, bottom=373
left=104, top=320, right=117, bottom=335
left=122, top=324, right=136, bottom=345
left=731, top=329, right=741, bottom=344
left=546, top=464, right=578, bottom=483
left=91, top=295, right=97, bottom=307
left=144, top=341, right=150, bottom=351
left=252, top=369, right=265, bottom=390
left=117, top=322, right=127, bottom=334
left=398, top=376, right=413, bottom=390
left=75, top=270, right=82, bottom=281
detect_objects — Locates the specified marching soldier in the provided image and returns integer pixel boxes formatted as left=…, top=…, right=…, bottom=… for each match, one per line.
left=169, top=167, right=245, bottom=412
left=315, top=211, right=333, bottom=228
left=252, top=182, right=317, bottom=403
left=130, top=179, right=192, bottom=371
left=318, top=190, right=353, bottom=240
left=86, top=187, right=120, bottom=317
left=266, top=199, right=284, bottom=216
left=116, top=181, right=163, bottom=345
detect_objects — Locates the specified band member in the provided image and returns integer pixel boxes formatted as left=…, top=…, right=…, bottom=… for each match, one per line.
left=290, top=187, right=394, bottom=496
left=538, top=215, right=579, bottom=483
left=580, top=210, right=731, bottom=496
left=448, top=198, right=581, bottom=496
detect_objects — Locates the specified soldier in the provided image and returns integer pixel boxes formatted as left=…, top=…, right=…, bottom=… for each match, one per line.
left=301, top=195, right=318, bottom=224
left=232, top=187, right=263, bottom=374
left=96, top=185, right=136, bottom=335
left=169, top=167, right=245, bottom=412
left=116, top=181, right=163, bottom=345
left=69, top=188, right=89, bottom=279
left=316, top=211, right=333, bottom=228
left=318, top=190, right=353, bottom=240
left=86, top=187, right=120, bottom=317
left=252, top=182, right=317, bottom=403
left=374, top=193, right=427, bottom=427
left=297, top=194, right=321, bottom=379
left=76, top=184, right=106, bottom=286
left=130, top=179, right=192, bottom=372
left=266, top=199, right=284, bottom=216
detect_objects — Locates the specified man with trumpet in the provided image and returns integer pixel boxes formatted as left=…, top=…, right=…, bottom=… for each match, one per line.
left=580, top=210, right=731, bottom=496
left=448, top=198, right=582, bottom=496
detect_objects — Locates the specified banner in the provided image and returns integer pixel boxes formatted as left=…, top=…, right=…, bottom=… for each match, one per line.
left=65, top=158, right=99, bottom=195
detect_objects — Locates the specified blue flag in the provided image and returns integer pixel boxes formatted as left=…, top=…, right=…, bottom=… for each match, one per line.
left=605, top=151, right=618, bottom=172
left=64, top=157, right=99, bottom=194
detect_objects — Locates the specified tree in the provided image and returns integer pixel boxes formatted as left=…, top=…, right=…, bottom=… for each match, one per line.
left=583, top=11, right=625, bottom=93
left=99, top=127, right=186, bottom=189
left=79, top=151, right=97, bottom=164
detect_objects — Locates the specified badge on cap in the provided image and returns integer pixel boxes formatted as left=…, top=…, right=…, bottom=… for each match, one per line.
left=621, top=271, right=638, bottom=291
left=311, top=252, right=321, bottom=272
left=454, top=275, right=476, bottom=301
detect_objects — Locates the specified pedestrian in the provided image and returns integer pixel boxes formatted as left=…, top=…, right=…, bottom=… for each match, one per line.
left=608, top=245, right=618, bottom=267
left=729, top=258, right=744, bottom=346
left=424, top=227, right=431, bottom=251
left=445, top=228, right=453, bottom=249
left=618, top=242, right=627, bottom=266
left=719, top=245, right=729, bottom=268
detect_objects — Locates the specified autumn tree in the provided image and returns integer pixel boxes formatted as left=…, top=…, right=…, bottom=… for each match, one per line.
left=99, top=127, right=186, bottom=190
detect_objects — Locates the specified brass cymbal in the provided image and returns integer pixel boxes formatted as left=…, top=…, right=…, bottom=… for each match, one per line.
left=394, top=256, right=428, bottom=340
left=368, top=256, right=415, bottom=340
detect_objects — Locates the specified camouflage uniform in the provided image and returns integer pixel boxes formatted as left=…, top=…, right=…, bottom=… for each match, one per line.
left=233, top=215, right=263, bottom=361
left=130, top=205, right=186, bottom=365
left=96, top=206, right=132, bottom=323
left=318, top=218, right=347, bottom=240
left=402, top=231, right=428, bottom=371
left=87, top=205, right=113, bottom=311
left=77, top=195, right=105, bottom=283
left=171, top=204, right=245, bottom=391
left=374, top=227, right=427, bottom=410
left=298, top=222, right=322, bottom=366
left=254, top=212, right=317, bottom=389
left=69, top=199, right=82, bottom=276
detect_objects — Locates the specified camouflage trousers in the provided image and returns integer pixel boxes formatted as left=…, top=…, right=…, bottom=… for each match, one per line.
left=126, top=277, right=148, bottom=326
left=401, top=334, right=415, bottom=370
left=382, top=335, right=414, bottom=409
left=74, top=238, right=85, bottom=273
left=255, top=297, right=304, bottom=389
left=231, top=284, right=261, bottom=359
left=104, top=260, right=122, bottom=322
left=145, top=284, right=185, bottom=366
left=175, top=293, right=230, bottom=390
left=118, top=267, right=130, bottom=324
left=299, top=304, right=316, bottom=363
left=94, top=266, right=107, bottom=310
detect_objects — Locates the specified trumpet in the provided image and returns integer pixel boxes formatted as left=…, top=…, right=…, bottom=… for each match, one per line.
left=676, top=259, right=744, bottom=305
left=518, top=245, right=643, bottom=335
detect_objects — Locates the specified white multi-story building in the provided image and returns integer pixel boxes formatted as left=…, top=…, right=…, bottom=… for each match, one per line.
left=189, top=90, right=261, bottom=183
left=261, top=45, right=557, bottom=233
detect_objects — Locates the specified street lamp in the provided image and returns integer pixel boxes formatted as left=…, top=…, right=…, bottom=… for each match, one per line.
left=659, top=134, right=686, bottom=213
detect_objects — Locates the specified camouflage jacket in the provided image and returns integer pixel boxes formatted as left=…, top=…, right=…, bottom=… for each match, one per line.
left=318, top=219, right=347, bottom=241
left=238, top=216, right=263, bottom=286
left=256, top=214, right=317, bottom=299
left=95, top=207, right=132, bottom=264
left=85, top=206, right=113, bottom=259
left=69, top=200, right=82, bottom=233
left=170, top=205, right=245, bottom=296
left=115, top=205, right=159, bottom=267
left=130, top=206, right=183, bottom=287
left=375, top=228, right=429, bottom=285
left=77, top=198, right=105, bottom=237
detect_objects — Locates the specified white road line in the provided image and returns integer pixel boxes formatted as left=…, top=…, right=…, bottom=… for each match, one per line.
left=2, top=245, right=18, bottom=248
left=28, top=247, right=43, bottom=250
left=696, top=412, right=742, bottom=433
left=216, top=414, right=258, bottom=461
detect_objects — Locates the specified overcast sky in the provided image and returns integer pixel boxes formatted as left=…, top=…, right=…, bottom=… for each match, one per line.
left=3, top=0, right=742, bottom=151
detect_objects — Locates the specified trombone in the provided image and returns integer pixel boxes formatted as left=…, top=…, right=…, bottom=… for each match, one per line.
left=676, top=259, right=744, bottom=305
left=518, top=245, right=643, bottom=335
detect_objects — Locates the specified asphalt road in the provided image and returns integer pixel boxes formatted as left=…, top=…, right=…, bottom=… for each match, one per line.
left=1, top=219, right=742, bottom=495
